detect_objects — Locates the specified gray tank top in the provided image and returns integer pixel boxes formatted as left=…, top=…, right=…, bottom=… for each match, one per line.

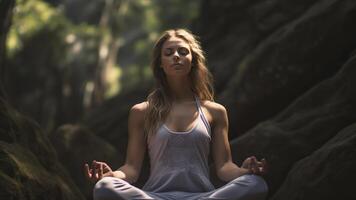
left=142, top=96, right=215, bottom=193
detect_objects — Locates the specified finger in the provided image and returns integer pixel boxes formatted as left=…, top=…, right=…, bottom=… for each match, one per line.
left=94, top=161, right=107, bottom=172
left=84, top=163, right=91, bottom=179
left=261, top=158, right=268, bottom=174
left=251, top=158, right=260, bottom=174
left=93, top=160, right=103, bottom=171
left=91, top=161, right=98, bottom=181
left=242, top=157, right=250, bottom=169
left=250, top=157, right=257, bottom=167
left=94, top=167, right=99, bottom=179
left=252, top=165, right=259, bottom=174
left=247, top=158, right=252, bottom=169
left=95, top=162, right=102, bottom=180
left=93, top=160, right=100, bottom=169
left=94, top=160, right=108, bottom=168
left=262, top=158, right=267, bottom=166
left=255, top=160, right=264, bottom=168
left=251, top=156, right=258, bottom=164
left=99, top=164, right=103, bottom=179
left=97, top=162, right=109, bottom=171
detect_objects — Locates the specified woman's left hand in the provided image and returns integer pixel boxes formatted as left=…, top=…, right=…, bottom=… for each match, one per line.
left=241, top=156, right=268, bottom=175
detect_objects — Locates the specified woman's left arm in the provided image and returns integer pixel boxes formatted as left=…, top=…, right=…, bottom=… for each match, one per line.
left=210, top=103, right=249, bottom=182
left=210, top=103, right=266, bottom=182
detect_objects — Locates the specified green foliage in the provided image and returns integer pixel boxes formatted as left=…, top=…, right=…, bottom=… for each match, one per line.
left=109, top=0, right=201, bottom=93
left=7, top=0, right=61, bottom=56
left=6, top=0, right=201, bottom=98
left=4, top=0, right=201, bottom=128
left=5, top=0, right=104, bottom=130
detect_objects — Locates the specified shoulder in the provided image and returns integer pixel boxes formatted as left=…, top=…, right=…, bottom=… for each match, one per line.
left=200, top=100, right=228, bottom=124
left=131, top=101, right=149, bottom=112
left=202, top=101, right=227, bottom=115
left=129, top=101, right=149, bottom=120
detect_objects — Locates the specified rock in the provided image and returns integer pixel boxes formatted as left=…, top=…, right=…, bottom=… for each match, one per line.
left=0, top=98, right=85, bottom=199
left=83, top=87, right=148, bottom=151
left=230, top=52, right=356, bottom=196
left=198, top=0, right=356, bottom=137
left=271, top=122, right=356, bottom=200
left=50, top=124, right=124, bottom=199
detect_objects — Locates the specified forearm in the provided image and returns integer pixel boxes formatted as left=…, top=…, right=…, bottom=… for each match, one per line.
left=217, top=161, right=250, bottom=182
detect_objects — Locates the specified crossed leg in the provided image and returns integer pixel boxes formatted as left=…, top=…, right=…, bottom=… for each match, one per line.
left=93, top=175, right=268, bottom=200
left=93, top=177, right=155, bottom=200
left=200, top=174, right=268, bottom=200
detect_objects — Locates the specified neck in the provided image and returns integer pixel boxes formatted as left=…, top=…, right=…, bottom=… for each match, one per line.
left=166, top=76, right=194, bottom=102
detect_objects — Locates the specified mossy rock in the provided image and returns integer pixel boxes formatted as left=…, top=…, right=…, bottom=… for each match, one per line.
left=0, top=98, right=85, bottom=199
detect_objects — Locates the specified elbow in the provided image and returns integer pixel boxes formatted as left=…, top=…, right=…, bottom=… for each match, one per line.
left=216, top=169, right=230, bottom=182
left=216, top=164, right=230, bottom=182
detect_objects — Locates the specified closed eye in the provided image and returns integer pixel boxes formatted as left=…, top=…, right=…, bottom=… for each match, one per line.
left=164, top=48, right=174, bottom=56
left=163, top=48, right=173, bottom=56
left=163, top=47, right=190, bottom=56
left=178, top=47, right=189, bottom=56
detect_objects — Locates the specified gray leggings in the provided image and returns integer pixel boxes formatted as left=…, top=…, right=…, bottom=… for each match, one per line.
left=93, top=174, right=268, bottom=200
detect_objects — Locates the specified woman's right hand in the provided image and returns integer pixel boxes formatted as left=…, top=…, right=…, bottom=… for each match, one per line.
left=84, top=160, right=114, bottom=183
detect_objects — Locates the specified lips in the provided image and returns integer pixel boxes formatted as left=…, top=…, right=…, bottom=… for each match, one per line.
left=172, top=63, right=183, bottom=67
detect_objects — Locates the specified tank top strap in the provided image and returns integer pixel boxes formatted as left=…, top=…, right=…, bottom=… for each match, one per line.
left=194, top=95, right=212, bottom=136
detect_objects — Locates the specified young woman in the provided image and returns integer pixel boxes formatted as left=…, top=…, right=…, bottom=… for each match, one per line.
left=84, top=29, right=268, bottom=200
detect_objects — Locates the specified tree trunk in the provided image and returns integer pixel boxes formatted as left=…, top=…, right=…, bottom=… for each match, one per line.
left=89, top=0, right=121, bottom=108
left=0, top=0, right=15, bottom=98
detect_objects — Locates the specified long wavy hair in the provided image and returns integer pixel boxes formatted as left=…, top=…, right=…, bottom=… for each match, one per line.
left=144, top=29, right=214, bottom=139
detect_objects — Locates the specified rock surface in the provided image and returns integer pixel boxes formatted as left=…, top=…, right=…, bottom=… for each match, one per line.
left=198, top=0, right=356, bottom=137
left=0, top=99, right=85, bottom=200
left=271, top=122, right=356, bottom=200
left=50, top=124, right=124, bottom=200
left=230, top=53, right=356, bottom=197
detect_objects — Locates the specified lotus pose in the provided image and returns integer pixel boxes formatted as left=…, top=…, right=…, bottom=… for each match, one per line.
left=84, top=29, right=268, bottom=200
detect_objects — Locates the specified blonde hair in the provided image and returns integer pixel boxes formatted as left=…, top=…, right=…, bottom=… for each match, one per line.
left=144, top=29, right=214, bottom=138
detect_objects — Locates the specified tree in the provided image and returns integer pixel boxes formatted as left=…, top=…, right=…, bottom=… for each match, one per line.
left=0, top=0, right=15, bottom=98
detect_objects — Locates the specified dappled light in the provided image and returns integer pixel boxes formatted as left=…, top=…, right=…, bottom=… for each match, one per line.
left=1, top=0, right=356, bottom=200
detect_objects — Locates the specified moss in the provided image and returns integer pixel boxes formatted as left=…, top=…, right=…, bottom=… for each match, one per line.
left=0, top=97, right=85, bottom=199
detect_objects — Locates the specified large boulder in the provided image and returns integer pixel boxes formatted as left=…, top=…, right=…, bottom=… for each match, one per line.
left=271, top=122, right=356, bottom=200
left=50, top=124, right=124, bottom=200
left=0, top=99, right=85, bottom=199
left=230, top=52, right=356, bottom=197
left=198, top=0, right=356, bottom=137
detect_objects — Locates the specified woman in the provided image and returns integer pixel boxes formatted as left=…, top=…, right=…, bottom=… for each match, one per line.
left=84, top=29, right=268, bottom=200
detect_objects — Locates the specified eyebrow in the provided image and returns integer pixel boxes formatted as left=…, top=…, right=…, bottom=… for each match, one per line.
left=163, top=46, right=189, bottom=50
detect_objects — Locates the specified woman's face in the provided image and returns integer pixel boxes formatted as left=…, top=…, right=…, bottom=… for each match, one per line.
left=160, top=36, right=193, bottom=77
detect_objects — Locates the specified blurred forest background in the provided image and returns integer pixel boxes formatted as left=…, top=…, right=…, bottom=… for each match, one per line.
left=3, top=0, right=201, bottom=132
left=1, top=0, right=356, bottom=200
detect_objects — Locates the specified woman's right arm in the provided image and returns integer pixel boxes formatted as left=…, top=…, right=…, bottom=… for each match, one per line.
left=84, top=102, right=148, bottom=183
left=114, top=102, right=148, bottom=183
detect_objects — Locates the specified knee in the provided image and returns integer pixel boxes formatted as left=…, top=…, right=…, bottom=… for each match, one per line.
left=93, top=177, right=125, bottom=200
left=250, top=175, right=268, bottom=194
left=240, top=174, right=269, bottom=196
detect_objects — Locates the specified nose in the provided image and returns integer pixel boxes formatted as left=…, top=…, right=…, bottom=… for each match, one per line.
left=173, top=50, right=180, bottom=60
